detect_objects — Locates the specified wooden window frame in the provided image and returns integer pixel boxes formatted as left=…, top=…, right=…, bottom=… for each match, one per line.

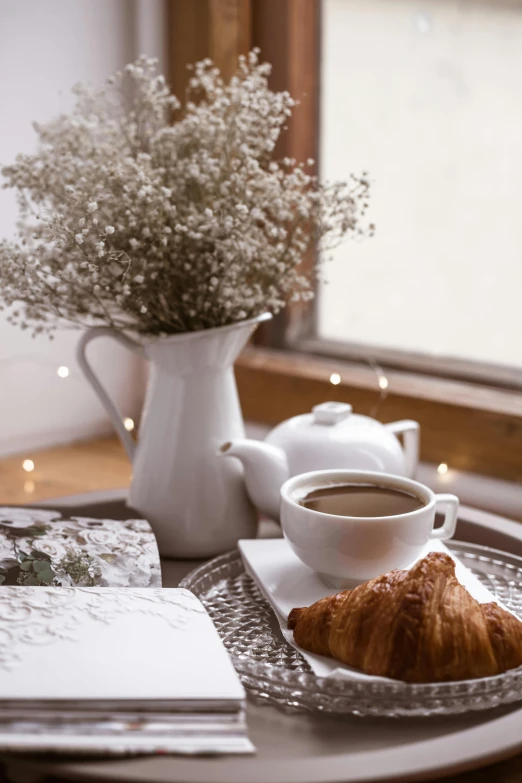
left=166, top=0, right=522, bottom=484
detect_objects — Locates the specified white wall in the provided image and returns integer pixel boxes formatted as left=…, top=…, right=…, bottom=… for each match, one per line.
left=0, top=0, right=165, bottom=456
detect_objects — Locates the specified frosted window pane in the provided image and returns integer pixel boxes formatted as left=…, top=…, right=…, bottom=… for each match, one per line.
left=319, top=0, right=522, bottom=369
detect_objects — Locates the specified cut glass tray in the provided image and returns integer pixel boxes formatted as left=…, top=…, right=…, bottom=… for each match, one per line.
left=181, top=540, right=522, bottom=718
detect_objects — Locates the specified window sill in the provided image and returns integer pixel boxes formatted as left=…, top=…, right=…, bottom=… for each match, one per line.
left=1, top=428, right=520, bottom=524
left=1, top=345, right=520, bottom=507
left=0, top=437, right=131, bottom=506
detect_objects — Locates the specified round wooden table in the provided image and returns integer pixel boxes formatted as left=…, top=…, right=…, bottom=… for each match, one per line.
left=4, top=495, right=522, bottom=783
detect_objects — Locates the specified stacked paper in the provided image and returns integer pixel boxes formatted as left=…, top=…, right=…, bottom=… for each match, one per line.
left=0, top=586, right=253, bottom=755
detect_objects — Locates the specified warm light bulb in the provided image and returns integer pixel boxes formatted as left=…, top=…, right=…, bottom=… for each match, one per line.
left=329, top=373, right=341, bottom=386
left=437, top=463, right=449, bottom=475
left=378, top=375, right=389, bottom=390
left=57, top=366, right=69, bottom=378
left=24, top=480, right=35, bottom=494
left=22, top=459, right=34, bottom=473
left=123, top=417, right=135, bottom=432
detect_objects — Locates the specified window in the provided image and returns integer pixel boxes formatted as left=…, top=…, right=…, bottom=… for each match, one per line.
left=318, top=0, right=522, bottom=383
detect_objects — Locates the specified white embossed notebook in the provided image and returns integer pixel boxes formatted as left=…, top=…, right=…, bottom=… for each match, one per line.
left=0, top=586, right=252, bottom=755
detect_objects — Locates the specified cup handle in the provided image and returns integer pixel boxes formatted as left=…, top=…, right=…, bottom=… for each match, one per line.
left=429, top=494, right=459, bottom=540
left=76, top=327, right=145, bottom=463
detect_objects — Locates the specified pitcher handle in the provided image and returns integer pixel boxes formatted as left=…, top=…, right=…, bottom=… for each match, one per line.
left=384, top=420, right=420, bottom=479
left=76, top=327, right=145, bottom=462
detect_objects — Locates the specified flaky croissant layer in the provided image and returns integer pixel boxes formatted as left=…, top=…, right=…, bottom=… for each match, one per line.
left=288, top=552, right=522, bottom=683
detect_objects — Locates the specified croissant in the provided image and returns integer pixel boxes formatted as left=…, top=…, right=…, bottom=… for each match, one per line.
left=288, top=552, right=522, bottom=683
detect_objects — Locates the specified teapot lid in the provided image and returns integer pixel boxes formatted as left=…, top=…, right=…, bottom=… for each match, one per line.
left=312, top=402, right=353, bottom=425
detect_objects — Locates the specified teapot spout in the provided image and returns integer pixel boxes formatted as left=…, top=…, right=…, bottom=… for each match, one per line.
left=220, top=439, right=289, bottom=522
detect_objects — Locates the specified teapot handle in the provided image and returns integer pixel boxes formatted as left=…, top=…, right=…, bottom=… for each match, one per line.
left=384, top=420, right=420, bottom=478
left=76, top=327, right=146, bottom=463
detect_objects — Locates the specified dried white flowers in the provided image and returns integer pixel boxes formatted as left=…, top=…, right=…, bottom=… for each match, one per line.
left=0, top=51, right=372, bottom=337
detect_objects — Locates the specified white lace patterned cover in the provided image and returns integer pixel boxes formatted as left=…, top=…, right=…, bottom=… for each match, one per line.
left=0, top=586, right=245, bottom=704
left=0, top=586, right=205, bottom=670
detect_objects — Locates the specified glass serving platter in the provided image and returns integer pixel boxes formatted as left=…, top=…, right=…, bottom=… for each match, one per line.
left=180, top=541, right=522, bottom=718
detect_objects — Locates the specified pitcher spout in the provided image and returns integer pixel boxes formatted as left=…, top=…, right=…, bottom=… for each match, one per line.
left=220, top=439, right=289, bottom=522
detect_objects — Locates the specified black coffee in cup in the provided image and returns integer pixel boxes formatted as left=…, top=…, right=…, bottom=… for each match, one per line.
left=300, top=484, right=424, bottom=518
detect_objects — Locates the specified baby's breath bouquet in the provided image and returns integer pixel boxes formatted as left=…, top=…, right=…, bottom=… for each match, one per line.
left=0, top=51, right=371, bottom=337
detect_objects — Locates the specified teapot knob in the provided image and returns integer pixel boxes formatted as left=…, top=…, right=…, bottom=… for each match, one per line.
left=312, top=402, right=353, bottom=425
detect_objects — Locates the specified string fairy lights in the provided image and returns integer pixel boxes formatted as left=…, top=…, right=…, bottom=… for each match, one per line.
left=1, top=354, right=135, bottom=430
left=6, top=347, right=453, bottom=492
left=327, top=360, right=390, bottom=417
left=1, top=354, right=136, bottom=495
left=368, top=360, right=389, bottom=419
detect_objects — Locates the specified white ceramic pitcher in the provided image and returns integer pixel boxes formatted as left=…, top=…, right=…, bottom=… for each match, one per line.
left=76, top=313, right=271, bottom=558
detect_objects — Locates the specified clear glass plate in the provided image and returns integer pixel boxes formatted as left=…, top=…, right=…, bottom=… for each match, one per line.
left=180, top=541, right=522, bottom=717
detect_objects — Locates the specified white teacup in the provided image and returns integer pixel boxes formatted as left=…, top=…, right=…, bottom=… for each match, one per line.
left=280, top=469, right=459, bottom=588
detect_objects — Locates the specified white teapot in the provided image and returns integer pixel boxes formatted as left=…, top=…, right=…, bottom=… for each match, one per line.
left=220, top=402, right=420, bottom=522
